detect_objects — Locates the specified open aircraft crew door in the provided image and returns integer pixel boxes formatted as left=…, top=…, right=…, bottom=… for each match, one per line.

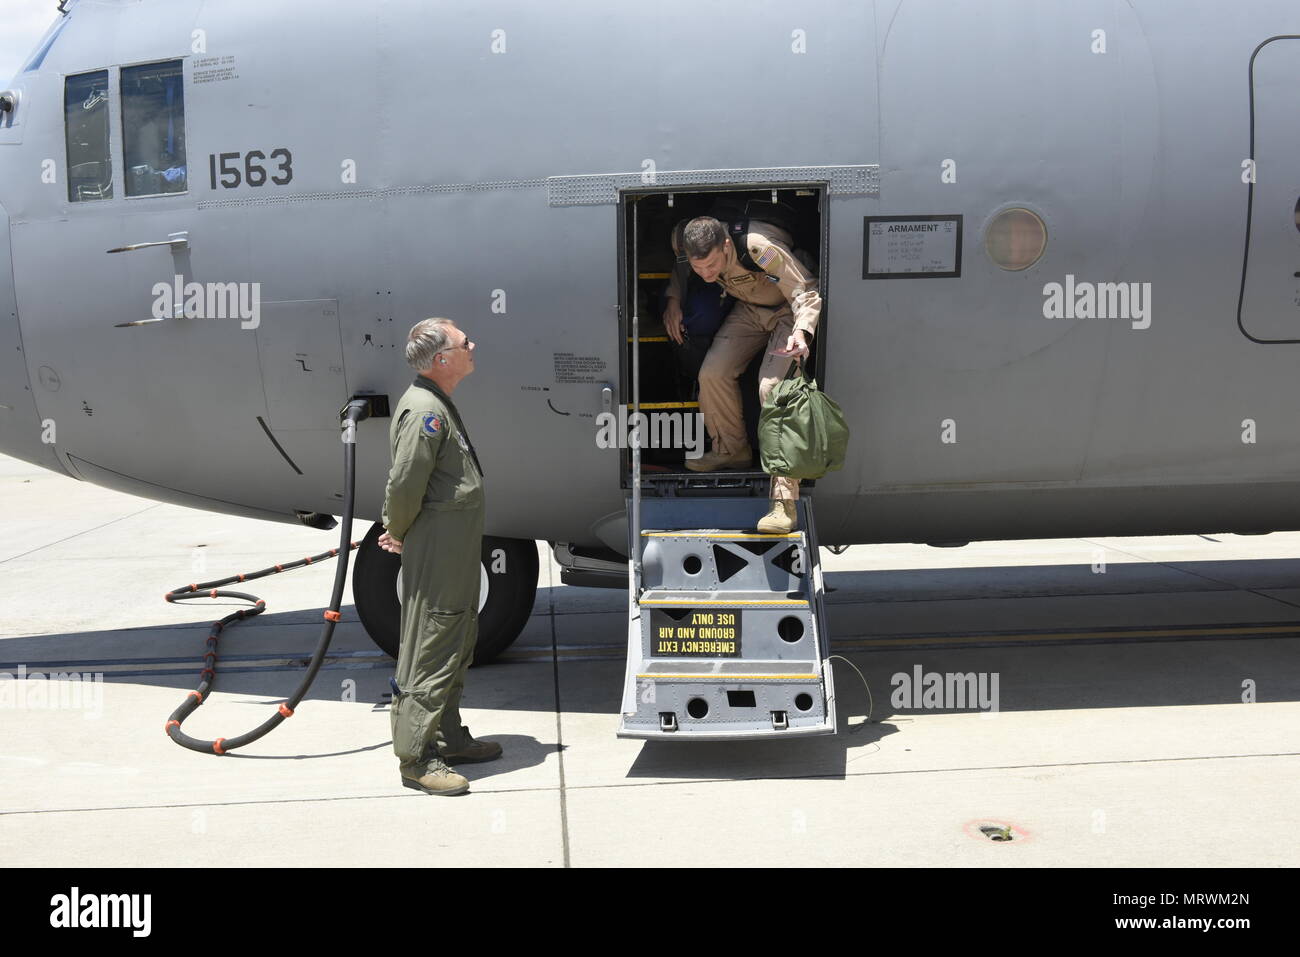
left=617, top=185, right=828, bottom=487
left=615, top=184, right=837, bottom=740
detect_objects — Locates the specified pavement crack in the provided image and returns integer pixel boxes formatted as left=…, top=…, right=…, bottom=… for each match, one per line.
left=547, top=557, right=572, bottom=868
left=0, top=503, right=162, bottom=566
left=1080, top=537, right=1300, bottom=614
left=4, top=750, right=1296, bottom=818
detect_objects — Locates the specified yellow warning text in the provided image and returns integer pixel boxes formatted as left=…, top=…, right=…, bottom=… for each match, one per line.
left=653, top=611, right=739, bottom=656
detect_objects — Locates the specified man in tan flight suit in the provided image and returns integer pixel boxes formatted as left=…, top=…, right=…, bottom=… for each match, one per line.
left=378, top=318, right=501, bottom=797
left=663, top=216, right=821, bottom=533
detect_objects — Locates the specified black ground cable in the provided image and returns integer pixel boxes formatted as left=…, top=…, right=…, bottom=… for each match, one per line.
left=164, top=399, right=372, bottom=754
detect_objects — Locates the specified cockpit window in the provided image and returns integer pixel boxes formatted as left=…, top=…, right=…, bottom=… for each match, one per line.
left=64, top=70, right=113, bottom=203
left=121, top=60, right=187, bottom=196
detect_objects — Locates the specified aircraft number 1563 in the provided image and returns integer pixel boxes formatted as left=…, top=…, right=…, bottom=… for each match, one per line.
left=208, top=148, right=294, bottom=190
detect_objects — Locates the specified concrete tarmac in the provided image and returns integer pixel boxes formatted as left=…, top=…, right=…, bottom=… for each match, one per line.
left=1, top=453, right=1297, bottom=867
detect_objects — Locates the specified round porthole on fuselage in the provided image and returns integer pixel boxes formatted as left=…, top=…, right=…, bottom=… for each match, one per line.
left=984, top=207, right=1048, bottom=271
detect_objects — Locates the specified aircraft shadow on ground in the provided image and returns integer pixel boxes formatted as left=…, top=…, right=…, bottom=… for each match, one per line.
left=3, top=558, right=1298, bottom=727
left=537, top=555, right=1300, bottom=608
left=820, top=555, right=1300, bottom=602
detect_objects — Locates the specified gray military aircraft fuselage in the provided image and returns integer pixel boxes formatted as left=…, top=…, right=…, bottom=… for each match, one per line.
left=3, top=0, right=1300, bottom=660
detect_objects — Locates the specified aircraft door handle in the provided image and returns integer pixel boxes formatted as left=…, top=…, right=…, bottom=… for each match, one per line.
left=601, top=385, right=614, bottom=414
left=107, top=231, right=189, bottom=254
left=114, top=316, right=169, bottom=328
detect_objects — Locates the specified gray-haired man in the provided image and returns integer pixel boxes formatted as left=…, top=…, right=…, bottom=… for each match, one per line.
left=379, top=317, right=500, bottom=796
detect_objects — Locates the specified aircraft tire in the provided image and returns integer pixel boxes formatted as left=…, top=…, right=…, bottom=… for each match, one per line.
left=352, top=522, right=540, bottom=665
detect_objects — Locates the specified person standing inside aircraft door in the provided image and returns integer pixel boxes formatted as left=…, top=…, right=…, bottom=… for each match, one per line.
left=378, top=318, right=500, bottom=797
left=664, top=216, right=821, bottom=534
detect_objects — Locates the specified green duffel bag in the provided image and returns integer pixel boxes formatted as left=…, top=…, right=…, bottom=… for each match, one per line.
left=759, top=360, right=849, bottom=480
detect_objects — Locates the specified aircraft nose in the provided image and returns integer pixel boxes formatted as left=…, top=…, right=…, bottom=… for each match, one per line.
left=0, top=198, right=66, bottom=474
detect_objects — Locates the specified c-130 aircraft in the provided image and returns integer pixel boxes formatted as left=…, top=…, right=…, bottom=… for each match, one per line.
left=2, top=0, right=1299, bottom=737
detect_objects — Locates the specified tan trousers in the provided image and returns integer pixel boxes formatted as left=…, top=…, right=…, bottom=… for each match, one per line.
left=698, top=300, right=800, bottom=501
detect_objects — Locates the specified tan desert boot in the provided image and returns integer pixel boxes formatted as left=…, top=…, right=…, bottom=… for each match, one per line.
left=441, top=729, right=503, bottom=765
left=400, top=756, right=470, bottom=796
left=756, top=500, right=798, bottom=534
left=685, top=446, right=753, bottom=472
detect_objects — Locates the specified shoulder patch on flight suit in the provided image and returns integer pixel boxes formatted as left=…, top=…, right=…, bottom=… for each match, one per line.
left=754, top=245, right=782, bottom=271
left=421, top=413, right=443, bottom=436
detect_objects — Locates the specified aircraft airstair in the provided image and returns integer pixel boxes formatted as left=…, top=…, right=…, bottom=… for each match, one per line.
left=617, top=488, right=837, bottom=739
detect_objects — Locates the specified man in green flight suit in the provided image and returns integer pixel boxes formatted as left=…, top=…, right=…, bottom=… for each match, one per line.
left=379, top=317, right=501, bottom=796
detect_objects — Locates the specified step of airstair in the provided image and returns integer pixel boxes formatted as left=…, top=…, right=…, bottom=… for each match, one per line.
left=618, top=497, right=836, bottom=740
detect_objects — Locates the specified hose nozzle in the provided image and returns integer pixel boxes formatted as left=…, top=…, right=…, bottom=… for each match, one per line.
left=341, top=394, right=389, bottom=424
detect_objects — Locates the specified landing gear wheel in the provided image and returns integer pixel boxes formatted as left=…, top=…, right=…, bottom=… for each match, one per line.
left=352, top=522, right=539, bottom=665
